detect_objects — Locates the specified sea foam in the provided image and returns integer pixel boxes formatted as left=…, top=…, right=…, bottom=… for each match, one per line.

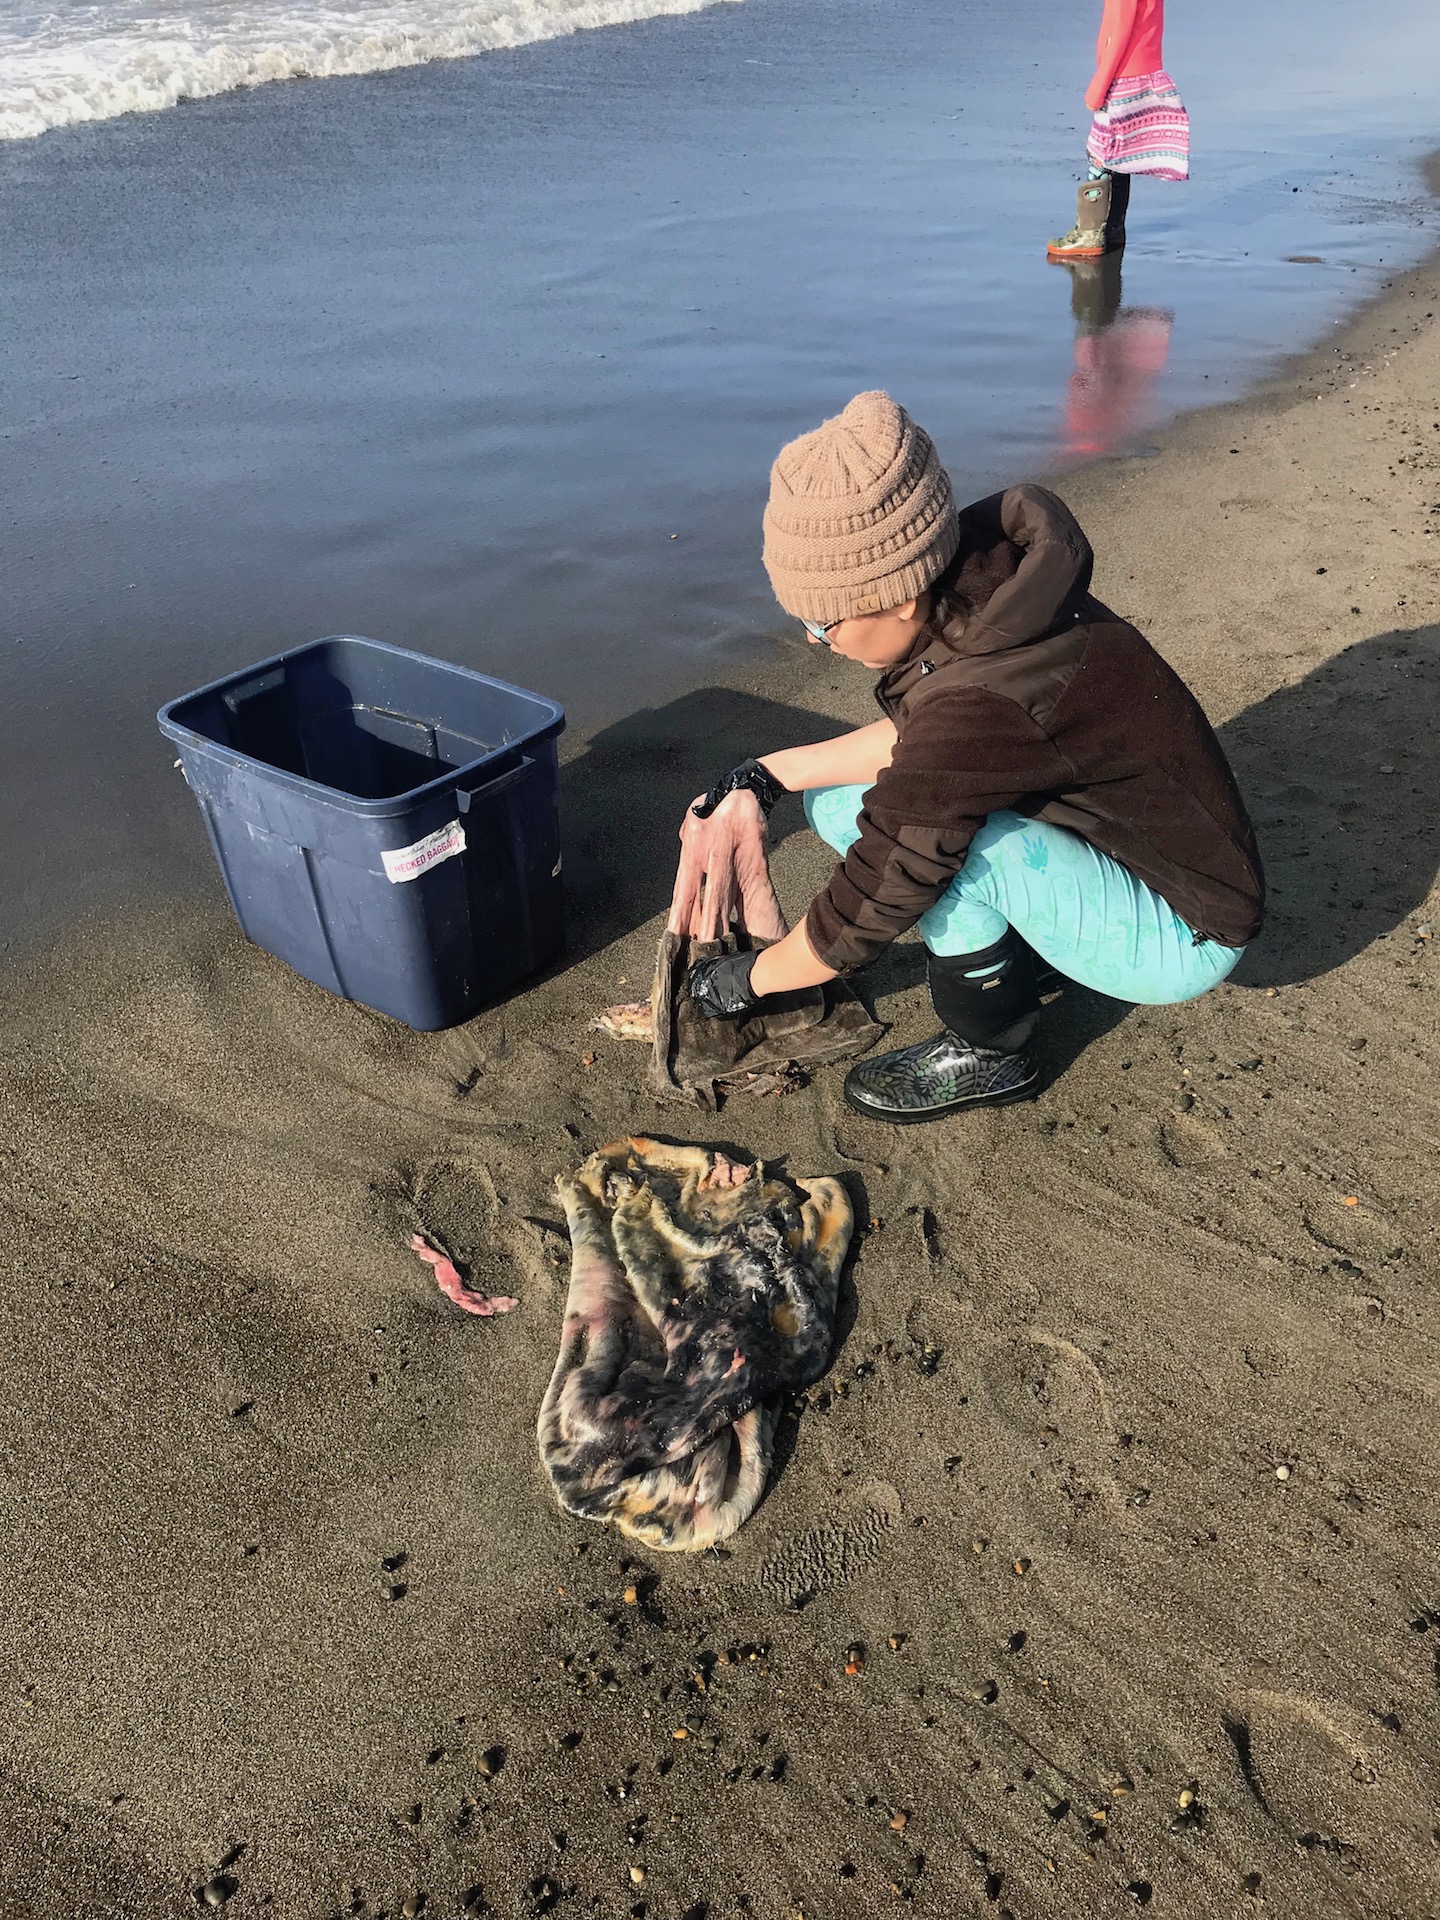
left=0, top=0, right=741, bottom=141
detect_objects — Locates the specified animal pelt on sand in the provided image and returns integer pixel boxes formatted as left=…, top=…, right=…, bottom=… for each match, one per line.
left=649, top=930, right=883, bottom=1109
left=598, top=790, right=883, bottom=1107
left=536, top=1139, right=854, bottom=1552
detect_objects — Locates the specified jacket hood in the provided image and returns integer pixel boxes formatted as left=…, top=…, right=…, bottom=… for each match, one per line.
left=933, top=485, right=1095, bottom=658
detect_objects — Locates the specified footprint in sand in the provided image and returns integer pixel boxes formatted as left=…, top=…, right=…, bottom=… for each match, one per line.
left=404, top=1156, right=565, bottom=1307
left=755, top=1482, right=902, bottom=1610
left=974, top=1330, right=1125, bottom=1517
left=1223, top=1689, right=1435, bottom=1896
left=1156, top=1107, right=1230, bottom=1168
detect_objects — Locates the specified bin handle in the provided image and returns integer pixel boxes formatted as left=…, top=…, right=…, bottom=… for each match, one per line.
left=455, top=754, right=535, bottom=813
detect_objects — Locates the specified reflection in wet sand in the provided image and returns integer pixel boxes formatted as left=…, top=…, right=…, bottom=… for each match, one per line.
left=1057, top=255, right=1175, bottom=457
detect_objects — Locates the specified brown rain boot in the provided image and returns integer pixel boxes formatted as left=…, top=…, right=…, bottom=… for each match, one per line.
left=1047, top=175, right=1116, bottom=261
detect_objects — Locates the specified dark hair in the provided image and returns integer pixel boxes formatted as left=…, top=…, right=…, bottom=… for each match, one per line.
left=922, top=532, right=1019, bottom=647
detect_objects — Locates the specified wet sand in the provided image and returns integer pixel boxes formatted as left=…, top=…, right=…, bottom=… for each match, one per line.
left=3, top=160, right=1439, bottom=1915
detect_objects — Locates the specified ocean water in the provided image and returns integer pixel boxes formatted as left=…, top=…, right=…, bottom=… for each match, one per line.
left=0, top=0, right=738, bottom=139
left=1, top=0, right=1437, bottom=941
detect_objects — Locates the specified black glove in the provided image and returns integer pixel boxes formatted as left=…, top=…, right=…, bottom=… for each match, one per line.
left=691, top=758, right=787, bottom=820
left=687, top=949, right=762, bottom=1019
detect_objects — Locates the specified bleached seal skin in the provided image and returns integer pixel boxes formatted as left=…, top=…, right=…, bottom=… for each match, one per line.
left=537, top=1139, right=853, bottom=1552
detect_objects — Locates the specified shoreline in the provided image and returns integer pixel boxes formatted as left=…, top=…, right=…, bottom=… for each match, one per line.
left=7, top=148, right=1437, bottom=978
left=6, top=0, right=1440, bottom=957
left=2, top=103, right=1439, bottom=1920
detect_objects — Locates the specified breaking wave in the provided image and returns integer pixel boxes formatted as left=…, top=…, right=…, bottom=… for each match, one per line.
left=0, top=0, right=741, bottom=141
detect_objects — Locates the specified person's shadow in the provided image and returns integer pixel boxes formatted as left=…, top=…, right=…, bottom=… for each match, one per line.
left=557, top=622, right=1440, bottom=1061
left=557, top=683, right=846, bottom=965
left=1218, top=622, right=1440, bottom=985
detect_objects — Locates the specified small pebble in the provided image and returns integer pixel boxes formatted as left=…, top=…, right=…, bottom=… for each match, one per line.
left=199, top=1881, right=232, bottom=1910
left=1013, top=1557, right=1031, bottom=1576
left=887, top=1634, right=906, bottom=1651
left=629, top=1866, right=646, bottom=1887
left=623, top=1586, right=639, bottom=1606
left=1178, top=1789, right=1195, bottom=1809
left=401, top=1897, right=425, bottom=1919
left=477, top=1746, right=506, bottom=1778
left=889, top=1811, right=908, bottom=1832
left=1275, top=1465, right=1291, bottom=1482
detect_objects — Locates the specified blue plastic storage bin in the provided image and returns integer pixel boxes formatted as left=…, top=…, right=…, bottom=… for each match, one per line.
left=158, top=635, right=566, bottom=1030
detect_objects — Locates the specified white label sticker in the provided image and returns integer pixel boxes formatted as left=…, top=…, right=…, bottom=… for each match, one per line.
left=381, top=819, right=467, bottom=884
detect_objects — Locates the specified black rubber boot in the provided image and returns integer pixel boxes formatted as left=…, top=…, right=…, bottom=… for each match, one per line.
left=1014, top=933, right=1066, bottom=998
left=1105, top=170, right=1131, bottom=251
left=843, top=933, right=1042, bottom=1123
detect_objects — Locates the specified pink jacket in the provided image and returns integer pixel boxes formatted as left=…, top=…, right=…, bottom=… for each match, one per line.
left=1086, top=0, right=1166, bottom=111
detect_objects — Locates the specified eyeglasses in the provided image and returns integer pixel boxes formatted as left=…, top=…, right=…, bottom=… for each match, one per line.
left=801, top=617, right=841, bottom=647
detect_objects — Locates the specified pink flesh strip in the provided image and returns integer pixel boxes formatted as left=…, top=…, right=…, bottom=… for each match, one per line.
left=409, top=1233, right=518, bottom=1316
left=698, top=1153, right=750, bottom=1191
left=667, top=791, right=788, bottom=943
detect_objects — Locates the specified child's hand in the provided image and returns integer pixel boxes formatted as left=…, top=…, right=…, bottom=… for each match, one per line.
left=1085, top=80, right=1107, bottom=112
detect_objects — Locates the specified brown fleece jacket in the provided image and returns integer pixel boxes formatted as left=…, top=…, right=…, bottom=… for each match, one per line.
left=804, top=485, right=1265, bottom=974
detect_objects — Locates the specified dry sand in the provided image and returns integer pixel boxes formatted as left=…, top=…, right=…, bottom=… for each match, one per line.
left=3, top=234, right=1439, bottom=1918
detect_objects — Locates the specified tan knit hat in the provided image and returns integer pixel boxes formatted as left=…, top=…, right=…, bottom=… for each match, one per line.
left=762, top=390, right=960, bottom=622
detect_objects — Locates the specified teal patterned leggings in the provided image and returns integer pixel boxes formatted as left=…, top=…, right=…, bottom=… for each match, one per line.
left=805, top=786, right=1244, bottom=1005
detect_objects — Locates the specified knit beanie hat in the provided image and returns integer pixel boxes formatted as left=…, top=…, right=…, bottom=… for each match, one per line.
left=762, top=391, right=960, bottom=623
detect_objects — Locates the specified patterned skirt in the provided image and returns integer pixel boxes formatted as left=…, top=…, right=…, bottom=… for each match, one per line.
left=1087, top=69, right=1190, bottom=180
